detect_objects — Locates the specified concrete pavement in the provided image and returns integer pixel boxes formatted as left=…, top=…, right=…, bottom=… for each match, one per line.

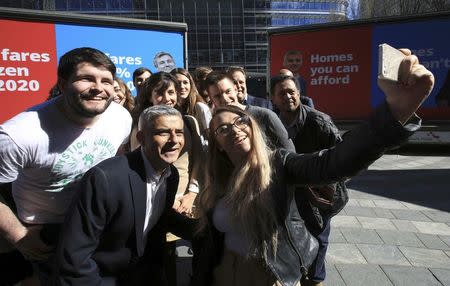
left=174, top=153, right=450, bottom=286
left=325, top=154, right=450, bottom=286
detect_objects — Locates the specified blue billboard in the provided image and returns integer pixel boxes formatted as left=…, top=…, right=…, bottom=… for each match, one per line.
left=55, top=24, right=185, bottom=95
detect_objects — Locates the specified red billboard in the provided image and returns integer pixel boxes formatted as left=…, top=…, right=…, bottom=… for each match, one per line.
left=0, top=19, right=57, bottom=122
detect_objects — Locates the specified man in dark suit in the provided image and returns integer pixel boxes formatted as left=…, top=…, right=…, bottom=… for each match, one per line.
left=55, top=105, right=189, bottom=285
left=227, top=66, right=273, bottom=109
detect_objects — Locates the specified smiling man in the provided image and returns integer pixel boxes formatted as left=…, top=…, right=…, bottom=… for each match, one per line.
left=0, top=47, right=131, bottom=283
left=204, top=71, right=294, bottom=151
left=56, top=105, right=188, bottom=285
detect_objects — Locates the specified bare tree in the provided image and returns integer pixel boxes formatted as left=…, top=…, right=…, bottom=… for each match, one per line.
left=357, top=0, right=450, bottom=19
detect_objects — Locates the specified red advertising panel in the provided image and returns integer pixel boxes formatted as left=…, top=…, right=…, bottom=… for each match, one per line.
left=270, top=26, right=372, bottom=119
left=0, top=19, right=57, bottom=123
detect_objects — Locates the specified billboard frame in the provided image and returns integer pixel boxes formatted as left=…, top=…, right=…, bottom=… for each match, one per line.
left=0, top=7, right=188, bottom=69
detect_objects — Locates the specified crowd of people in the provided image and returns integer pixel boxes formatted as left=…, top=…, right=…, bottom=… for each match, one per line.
left=0, top=46, right=435, bottom=286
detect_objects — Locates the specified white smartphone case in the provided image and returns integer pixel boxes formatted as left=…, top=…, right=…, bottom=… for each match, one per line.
left=378, top=43, right=405, bottom=82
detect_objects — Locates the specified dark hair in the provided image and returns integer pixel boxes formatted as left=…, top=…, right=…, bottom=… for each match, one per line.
left=226, top=66, right=246, bottom=77
left=170, top=68, right=205, bottom=115
left=47, top=83, right=61, bottom=101
left=193, top=66, right=214, bottom=103
left=270, top=75, right=300, bottom=96
left=204, top=71, right=233, bottom=90
left=132, top=72, right=180, bottom=124
left=132, top=67, right=152, bottom=82
left=57, top=47, right=115, bottom=81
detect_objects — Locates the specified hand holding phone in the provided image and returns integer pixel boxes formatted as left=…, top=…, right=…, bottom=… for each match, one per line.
left=378, top=43, right=406, bottom=82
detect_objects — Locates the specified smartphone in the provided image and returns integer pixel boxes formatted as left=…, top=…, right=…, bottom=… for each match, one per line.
left=378, top=43, right=405, bottom=82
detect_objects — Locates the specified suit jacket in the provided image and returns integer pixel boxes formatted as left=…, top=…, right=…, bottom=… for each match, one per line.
left=56, top=149, right=189, bottom=286
left=245, top=94, right=273, bottom=110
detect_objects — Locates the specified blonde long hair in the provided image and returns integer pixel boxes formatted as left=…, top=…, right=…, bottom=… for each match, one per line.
left=197, top=105, right=278, bottom=253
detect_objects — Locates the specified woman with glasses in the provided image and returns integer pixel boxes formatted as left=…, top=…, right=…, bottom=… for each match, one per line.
left=192, top=50, right=434, bottom=286
left=113, top=77, right=135, bottom=113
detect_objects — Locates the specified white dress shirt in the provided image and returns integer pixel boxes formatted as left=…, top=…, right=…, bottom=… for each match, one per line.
left=140, top=148, right=171, bottom=244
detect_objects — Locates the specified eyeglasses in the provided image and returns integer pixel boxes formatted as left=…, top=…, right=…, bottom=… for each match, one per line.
left=214, top=115, right=250, bottom=137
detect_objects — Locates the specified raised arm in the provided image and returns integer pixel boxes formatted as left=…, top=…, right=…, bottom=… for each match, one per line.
left=283, top=48, right=434, bottom=186
left=381, top=49, right=434, bottom=124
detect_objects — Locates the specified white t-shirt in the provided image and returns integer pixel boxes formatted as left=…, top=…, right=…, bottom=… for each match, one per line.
left=0, top=99, right=132, bottom=224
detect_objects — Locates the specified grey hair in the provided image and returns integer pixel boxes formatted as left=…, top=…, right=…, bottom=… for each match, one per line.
left=153, top=51, right=173, bottom=68
left=138, top=105, right=182, bottom=131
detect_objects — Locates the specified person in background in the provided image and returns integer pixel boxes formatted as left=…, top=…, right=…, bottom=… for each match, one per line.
left=227, top=66, right=272, bottom=109
left=279, top=68, right=314, bottom=108
left=0, top=47, right=132, bottom=285
left=132, top=67, right=152, bottom=99
left=153, top=52, right=176, bottom=73
left=55, top=105, right=191, bottom=285
left=193, top=66, right=214, bottom=106
left=204, top=71, right=294, bottom=151
left=283, top=50, right=308, bottom=98
left=271, top=74, right=345, bottom=286
left=114, top=77, right=135, bottom=113
left=171, top=68, right=212, bottom=139
left=191, top=48, right=434, bottom=286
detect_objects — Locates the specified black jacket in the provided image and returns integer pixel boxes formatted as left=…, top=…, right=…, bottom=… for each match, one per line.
left=288, top=105, right=346, bottom=233
left=191, top=103, right=420, bottom=286
left=55, top=149, right=190, bottom=286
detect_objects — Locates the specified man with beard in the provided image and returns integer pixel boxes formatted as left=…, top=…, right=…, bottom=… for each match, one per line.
left=0, top=47, right=131, bottom=284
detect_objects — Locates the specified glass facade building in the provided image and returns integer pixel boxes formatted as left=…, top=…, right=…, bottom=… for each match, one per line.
left=0, top=0, right=349, bottom=73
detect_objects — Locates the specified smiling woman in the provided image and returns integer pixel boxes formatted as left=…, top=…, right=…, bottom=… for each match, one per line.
left=113, top=77, right=135, bottom=112
left=192, top=48, right=434, bottom=285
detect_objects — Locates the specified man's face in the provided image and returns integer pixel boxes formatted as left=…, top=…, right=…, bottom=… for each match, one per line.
left=133, top=71, right=151, bottom=91
left=139, top=115, right=185, bottom=172
left=207, top=78, right=239, bottom=107
left=283, top=53, right=303, bottom=73
left=230, top=71, right=247, bottom=102
left=155, top=55, right=175, bottom=73
left=271, top=79, right=301, bottom=114
left=60, top=62, right=114, bottom=118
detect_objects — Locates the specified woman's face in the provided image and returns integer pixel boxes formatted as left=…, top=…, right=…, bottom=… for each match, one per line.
left=113, top=80, right=126, bottom=106
left=212, top=111, right=252, bottom=165
left=150, top=81, right=178, bottom=107
left=175, top=74, right=191, bottom=99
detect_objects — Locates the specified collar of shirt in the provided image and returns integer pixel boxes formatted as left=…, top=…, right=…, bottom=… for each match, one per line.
left=284, top=106, right=307, bottom=140
left=140, top=147, right=171, bottom=184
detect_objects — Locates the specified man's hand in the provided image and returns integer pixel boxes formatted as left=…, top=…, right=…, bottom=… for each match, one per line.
left=14, top=225, right=54, bottom=261
left=378, top=48, right=435, bottom=124
left=172, top=192, right=197, bottom=216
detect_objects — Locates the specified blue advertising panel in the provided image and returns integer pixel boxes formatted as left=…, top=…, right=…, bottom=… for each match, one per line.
left=371, top=18, right=450, bottom=109
left=55, top=24, right=184, bottom=95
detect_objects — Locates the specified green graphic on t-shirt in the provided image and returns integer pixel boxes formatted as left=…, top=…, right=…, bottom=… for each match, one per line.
left=49, top=137, right=116, bottom=191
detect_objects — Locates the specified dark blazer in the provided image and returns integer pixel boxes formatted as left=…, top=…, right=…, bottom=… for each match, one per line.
left=245, top=93, right=273, bottom=110
left=55, top=149, right=188, bottom=286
